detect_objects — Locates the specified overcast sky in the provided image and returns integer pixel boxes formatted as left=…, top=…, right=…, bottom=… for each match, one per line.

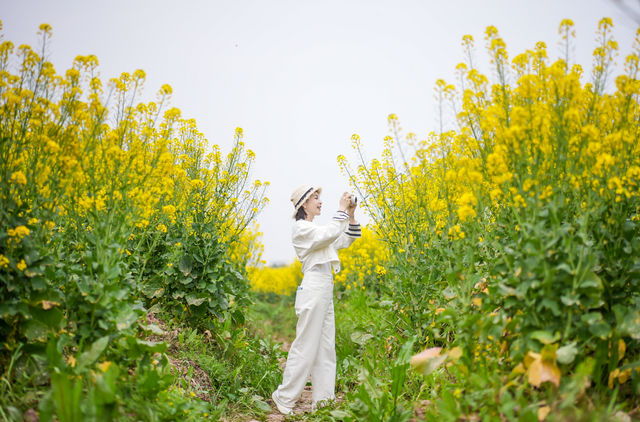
left=3, top=0, right=638, bottom=264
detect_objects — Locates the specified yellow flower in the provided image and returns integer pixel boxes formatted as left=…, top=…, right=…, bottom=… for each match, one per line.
left=0, top=254, right=9, bottom=268
left=10, top=171, right=27, bottom=185
left=17, top=259, right=27, bottom=271
left=8, top=225, right=30, bottom=239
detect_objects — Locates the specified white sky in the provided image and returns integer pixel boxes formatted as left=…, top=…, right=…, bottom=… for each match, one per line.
left=3, top=0, right=638, bottom=264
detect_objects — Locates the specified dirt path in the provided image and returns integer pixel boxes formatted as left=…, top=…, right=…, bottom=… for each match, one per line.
left=261, top=340, right=314, bottom=421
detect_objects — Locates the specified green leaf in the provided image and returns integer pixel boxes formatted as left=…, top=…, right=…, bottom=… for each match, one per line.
left=116, top=307, right=138, bottom=331
left=589, top=321, right=611, bottom=339
left=442, top=287, right=457, bottom=300
left=179, top=255, right=193, bottom=276
left=617, top=309, right=640, bottom=340
left=391, top=363, right=408, bottom=400
left=23, top=320, right=48, bottom=342
left=134, top=339, right=167, bottom=353
left=395, top=338, right=415, bottom=366
left=581, top=312, right=603, bottom=325
left=186, top=295, right=206, bottom=306
left=30, top=306, right=64, bottom=329
left=539, top=298, right=561, bottom=316
left=77, top=336, right=109, bottom=369
left=252, top=397, right=272, bottom=413
left=556, top=342, right=578, bottom=365
left=350, top=331, right=374, bottom=345
left=530, top=330, right=560, bottom=345
left=560, top=293, right=579, bottom=306
left=330, top=410, right=351, bottom=418
left=556, top=263, right=572, bottom=274
left=579, top=272, right=603, bottom=290
left=140, top=323, right=164, bottom=335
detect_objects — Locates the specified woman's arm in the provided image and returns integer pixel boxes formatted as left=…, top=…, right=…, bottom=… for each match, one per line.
left=292, top=211, right=350, bottom=254
left=333, top=222, right=361, bottom=250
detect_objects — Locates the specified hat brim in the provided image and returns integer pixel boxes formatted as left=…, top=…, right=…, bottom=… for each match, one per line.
left=292, top=187, right=322, bottom=218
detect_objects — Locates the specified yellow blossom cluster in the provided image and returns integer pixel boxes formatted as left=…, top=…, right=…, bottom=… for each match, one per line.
left=339, top=19, right=640, bottom=251
left=248, top=260, right=302, bottom=296
left=335, top=226, right=390, bottom=291
left=248, top=227, right=389, bottom=296
left=0, top=23, right=268, bottom=272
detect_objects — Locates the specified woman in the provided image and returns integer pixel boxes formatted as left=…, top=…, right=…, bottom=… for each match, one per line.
left=271, top=185, right=361, bottom=415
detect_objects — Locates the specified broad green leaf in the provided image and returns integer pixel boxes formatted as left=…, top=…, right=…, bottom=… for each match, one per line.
left=31, top=306, right=63, bottom=328
left=390, top=362, right=408, bottom=400
left=330, top=410, right=351, bottom=418
left=77, top=336, right=109, bottom=369
left=442, top=287, right=457, bottom=300
left=579, top=272, right=603, bottom=290
left=23, top=320, right=48, bottom=342
left=350, top=331, right=374, bottom=345
left=556, top=263, right=572, bottom=274
left=560, top=293, right=579, bottom=306
left=252, top=397, right=272, bottom=413
left=556, top=342, right=578, bottom=365
left=134, top=339, right=167, bottom=353
left=179, top=255, right=193, bottom=276
left=395, top=338, right=415, bottom=365
left=140, top=323, right=164, bottom=335
left=617, top=309, right=640, bottom=339
left=186, top=295, right=206, bottom=306
left=589, top=321, right=612, bottom=339
left=530, top=330, right=560, bottom=345
left=116, top=308, right=138, bottom=331
left=581, top=312, right=603, bottom=325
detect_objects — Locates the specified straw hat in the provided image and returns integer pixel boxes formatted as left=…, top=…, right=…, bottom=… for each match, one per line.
left=290, top=185, right=322, bottom=218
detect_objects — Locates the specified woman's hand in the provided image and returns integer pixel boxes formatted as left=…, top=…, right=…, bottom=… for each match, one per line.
left=347, top=196, right=357, bottom=217
left=339, top=192, right=351, bottom=212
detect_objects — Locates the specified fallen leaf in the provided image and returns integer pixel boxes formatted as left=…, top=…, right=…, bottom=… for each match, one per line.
left=41, top=300, right=59, bottom=310
left=97, top=361, right=111, bottom=372
left=618, top=368, right=631, bottom=384
left=618, top=339, right=626, bottom=362
left=524, top=351, right=540, bottom=368
left=609, top=368, right=620, bottom=389
left=525, top=349, right=561, bottom=387
left=538, top=405, right=550, bottom=421
left=411, top=347, right=447, bottom=376
left=528, top=358, right=561, bottom=387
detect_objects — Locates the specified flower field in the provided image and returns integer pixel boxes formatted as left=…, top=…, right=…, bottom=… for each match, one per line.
left=1, top=17, right=639, bottom=422
left=0, top=22, right=274, bottom=420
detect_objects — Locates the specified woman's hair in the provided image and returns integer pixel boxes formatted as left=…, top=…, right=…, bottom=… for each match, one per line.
left=295, top=206, right=307, bottom=221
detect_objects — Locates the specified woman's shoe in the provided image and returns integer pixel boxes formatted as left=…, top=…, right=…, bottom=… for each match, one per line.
left=271, top=391, right=293, bottom=415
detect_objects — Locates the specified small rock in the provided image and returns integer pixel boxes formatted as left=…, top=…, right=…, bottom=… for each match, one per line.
left=23, top=409, right=38, bottom=422
left=613, top=411, right=631, bottom=422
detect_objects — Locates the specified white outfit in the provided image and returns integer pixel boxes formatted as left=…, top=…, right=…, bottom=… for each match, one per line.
left=272, top=210, right=361, bottom=412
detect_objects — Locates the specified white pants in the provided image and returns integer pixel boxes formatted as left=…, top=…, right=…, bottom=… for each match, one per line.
left=272, top=272, right=336, bottom=412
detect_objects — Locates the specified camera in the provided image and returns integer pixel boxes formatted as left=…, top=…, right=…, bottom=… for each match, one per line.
left=350, top=194, right=358, bottom=206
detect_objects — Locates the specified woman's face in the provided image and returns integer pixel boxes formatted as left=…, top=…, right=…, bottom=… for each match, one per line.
left=303, top=192, right=322, bottom=220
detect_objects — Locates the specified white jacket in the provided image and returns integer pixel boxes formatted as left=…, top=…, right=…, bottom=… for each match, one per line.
left=292, top=210, right=361, bottom=274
